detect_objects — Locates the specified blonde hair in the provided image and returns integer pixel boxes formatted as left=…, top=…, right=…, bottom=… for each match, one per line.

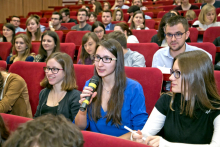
left=10, top=34, right=34, bottom=62
left=198, top=4, right=216, bottom=24
left=185, top=10, right=197, bottom=21
left=26, top=15, right=41, bottom=41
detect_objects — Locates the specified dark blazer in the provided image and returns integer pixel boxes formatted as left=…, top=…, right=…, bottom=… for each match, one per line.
left=151, top=34, right=191, bottom=46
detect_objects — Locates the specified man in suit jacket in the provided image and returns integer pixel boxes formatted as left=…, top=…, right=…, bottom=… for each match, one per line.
left=102, top=10, right=115, bottom=31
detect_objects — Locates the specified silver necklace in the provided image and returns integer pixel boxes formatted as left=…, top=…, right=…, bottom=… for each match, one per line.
left=103, top=86, right=110, bottom=94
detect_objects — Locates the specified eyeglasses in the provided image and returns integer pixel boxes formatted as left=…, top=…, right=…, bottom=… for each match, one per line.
left=94, top=55, right=117, bottom=63
left=170, top=69, right=181, bottom=79
left=12, top=20, right=20, bottom=22
left=78, top=14, right=86, bottom=16
left=165, top=32, right=186, bottom=39
left=94, top=30, right=104, bottom=34
left=43, top=67, right=63, bottom=74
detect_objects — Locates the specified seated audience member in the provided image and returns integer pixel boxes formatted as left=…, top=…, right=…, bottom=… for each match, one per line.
left=151, top=13, right=191, bottom=47
left=108, top=31, right=145, bottom=67
left=130, top=10, right=149, bottom=30
left=0, top=70, right=32, bottom=118
left=103, top=2, right=111, bottom=10
left=0, top=115, right=10, bottom=145
left=93, top=1, right=103, bottom=15
left=132, top=50, right=220, bottom=146
left=34, top=31, right=60, bottom=62
left=78, top=0, right=85, bottom=5
left=111, top=0, right=129, bottom=9
left=74, top=38, right=148, bottom=137
left=4, top=114, right=84, bottom=147
left=202, top=0, right=220, bottom=8
left=173, top=0, right=181, bottom=5
left=185, top=10, right=197, bottom=21
left=25, top=15, right=46, bottom=33
left=132, top=0, right=147, bottom=10
left=1, top=23, right=15, bottom=44
left=6, top=34, right=35, bottom=64
left=102, top=10, right=115, bottom=30
left=34, top=52, right=81, bottom=121
left=26, top=15, right=41, bottom=41
left=45, top=12, right=68, bottom=31
left=78, top=32, right=99, bottom=64
left=214, top=36, right=220, bottom=46
left=112, top=9, right=124, bottom=21
left=60, top=8, right=78, bottom=24
left=152, top=16, right=211, bottom=69
left=71, top=9, right=92, bottom=31
left=174, top=0, right=199, bottom=10
left=10, top=16, right=25, bottom=33
left=92, top=21, right=106, bottom=40
left=193, top=4, right=220, bottom=31
left=114, top=22, right=139, bottom=43
left=89, top=12, right=97, bottom=22
left=169, top=10, right=180, bottom=15
left=127, top=6, right=151, bottom=23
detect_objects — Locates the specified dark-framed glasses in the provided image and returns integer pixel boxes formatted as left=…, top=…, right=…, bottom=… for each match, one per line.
left=43, top=67, right=63, bottom=74
left=165, top=32, right=186, bottom=39
left=170, top=69, right=181, bottom=79
left=94, top=55, right=117, bottom=63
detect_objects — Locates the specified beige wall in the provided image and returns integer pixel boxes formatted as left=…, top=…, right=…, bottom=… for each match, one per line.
left=0, top=0, right=62, bottom=23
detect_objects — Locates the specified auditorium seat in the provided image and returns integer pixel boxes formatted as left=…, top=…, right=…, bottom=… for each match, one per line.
left=1, top=113, right=33, bottom=132
left=123, top=13, right=130, bottom=22
left=155, top=0, right=173, bottom=5
left=127, top=43, right=159, bottom=67
left=20, top=18, right=27, bottom=24
left=0, top=61, right=7, bottom=71
left=61, top=23, right=76, bottom=30
left=40, top=18, right=47, bottom=23
left=19, top=24, right=26, bottom=30
left=188, top=28, right=199, bottom=42
left=203, top=27, right=220, bottom=43
left=8, top=62, right=45, bottom=115
left=158, top=5, right=177, bottom=11
left=70, top=11, right=77, bottom=16
left=157, top=11, right=168, bottom=18
left=188, top=42, right=216, bottom=64
left=55, top=31, right=64, bottom=42
left=65, top=31, right=90, bottom=50
left=144, top=12, right=154, bottom=18
left=0, top=42, right=12, bottom=61
left=214, top=71, right=220, bottom=94
left=82, top=130, right=151, bottom=147
left=132, top=29, right=157, bottom=43
left=145, top=19, right=156, bottom=29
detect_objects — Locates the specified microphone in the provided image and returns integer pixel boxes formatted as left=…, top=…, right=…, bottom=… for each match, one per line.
left=80, top=75, right=99, bottom=112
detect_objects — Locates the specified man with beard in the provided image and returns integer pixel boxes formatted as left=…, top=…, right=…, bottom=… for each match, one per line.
left=152, top=15, right=212, bottom=68
left=71, top=9, right=92, bottom=31
left=45, top=12, right=68, bottom=31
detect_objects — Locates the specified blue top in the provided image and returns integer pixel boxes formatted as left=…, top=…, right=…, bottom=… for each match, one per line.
left=6, top=56, right=34, bottom=64
left=15, top=27, right=25, bottom=33
left=105, top=23, right=115, bottom=31
left=74, top=78, right=148, bottom=137
left=152, top=43, right=212, bottom=68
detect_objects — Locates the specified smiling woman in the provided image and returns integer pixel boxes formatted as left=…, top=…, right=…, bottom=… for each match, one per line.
left=2, top=23, right=15, bottom=44
left=130, top=10, right=149, bottom=30
left=26, top=15, right=41, bottom=41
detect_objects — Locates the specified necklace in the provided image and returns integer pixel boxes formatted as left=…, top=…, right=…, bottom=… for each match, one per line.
left=52, top=90, right=66, bottom=106
left=103, top=86, right=110, bottom=94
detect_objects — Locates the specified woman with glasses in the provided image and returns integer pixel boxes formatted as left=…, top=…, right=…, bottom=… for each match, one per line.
left=132, top=50, right=220, bottom=146
left=74, top=38, right=148, bottom=137
left=78, top=32, right=99, bottom=65
left=1, top=23, right=15, bottom=44
left=26, top=15, right=41, bottom=41
left=34, top=52, right=81, bottom=121
left=6, top=34, right=35, bottom=64
left=91, top=21, right=106, bottom=40
left=34, top=31, right=60, bottom=62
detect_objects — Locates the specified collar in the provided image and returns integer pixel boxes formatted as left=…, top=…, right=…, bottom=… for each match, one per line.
left=124, top=48, right=131, bottom=58
left=106, top=23, right=112, bottom=29
left=164, top=43, right=188, bottom=59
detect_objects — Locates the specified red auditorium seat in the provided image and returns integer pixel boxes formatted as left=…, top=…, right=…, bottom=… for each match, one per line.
left=214, top=71, right=220, bottom=94
left=203, top=27, right=220, bottom=43
left=31, top=42, right=76, bottom=60
left=0, top=42, right=12, bottom=61
left=142, top=1, right=153, bottom=5
left=145, top=19, right=156, bottom=29
left=65, top=31, right=90, bottom=50
left=0, top=61, right=7, bottom=71
left=19, top=24, right=26, bottom=30
left=144, top=12, right=154, bottom=18
left=40, top=18, right=47, bottom=23
left=132, top=29, right=157, bottom=43
left=20, top=18, right=27, bottom=24
left=123, top=13, right=130, bottom=22
left=188, top=42, right=216, bottom=64
left=158, top=5, right=177, bottom=11
left=155, top=0, right=174, bottom=5
left=70, top=11, right=77, bottom=16
left=82, top=131, right=151, bottom=147
left=127, top=43, right=159, bottom=67
left=55, top=31, right=64, bottom=42
left=97, top=15, right=102, bottom=21
left=188, top=28, right=199, bottom=42
left=1, top=113, right=33, bottom=132
left=157, top=11, right=168, bottom=18
left=87, top=22, right=94, bottom=26
left=16, top=32, right=26, bottom=35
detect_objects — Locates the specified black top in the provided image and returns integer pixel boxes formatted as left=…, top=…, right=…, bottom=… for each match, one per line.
left=62, top=18, right=78, bottom=24
left=213, top=36, right=220, bottom=46
left=34, top=88, right=81, bottom=121
left=41, top=104, right=58, bottom=116
left=151, top=34, right=191, bottom=46
left=174, top=5, right=199, bottom=10
left=202, top=1, right=220, bottom=8
left=155, top=93, right=220, bottom=144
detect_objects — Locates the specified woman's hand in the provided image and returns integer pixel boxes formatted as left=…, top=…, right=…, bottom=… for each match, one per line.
left=132, top=130, right=145, bottom=143
left=145, top=136, right=160, bottom=147
left=79, top=86, right=97, bottom=105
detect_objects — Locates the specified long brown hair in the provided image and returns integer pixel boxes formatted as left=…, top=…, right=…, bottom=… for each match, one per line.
left=130, top=10, right=145, bottom=30
left=80, top=32, right=99, bottom=64
left=170, top=50, right=220, bottom=118
left=26, top=15, right=41, bottom=41
left=88, top=39, right=126, bottom=127
left=112, top=9, right=124, bottom=21
left=115, top=22, right=132, bottom=37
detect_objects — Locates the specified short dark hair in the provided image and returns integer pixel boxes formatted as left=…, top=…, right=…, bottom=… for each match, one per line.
left=11, top=15, right=20, bottom=21
left=107, top=31, right=127, bottom=49
left=60, top=8, right=70, bottom=16
left=52, top=11, right=62, bottom=20
left=4, top=114, right=84, bottom=147
left=78, top=8, right=89, bottom=16
left=102, top=9, right=112, bottom=17
left=165, top=15, right=189, bottom=32
left=92, top=21, right=106, bottom=34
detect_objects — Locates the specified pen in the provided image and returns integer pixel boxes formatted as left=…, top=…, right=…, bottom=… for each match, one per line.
left=124, top=126, right=146, bottom=140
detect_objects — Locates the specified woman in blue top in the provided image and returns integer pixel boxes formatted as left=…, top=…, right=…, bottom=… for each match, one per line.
left=6, top=34, right=34, bottom=64
left=75, top=38, right=148, bottom=138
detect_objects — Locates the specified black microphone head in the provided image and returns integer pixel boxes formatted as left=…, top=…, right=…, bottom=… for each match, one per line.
left=88, top=75, right=99, bottom=89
